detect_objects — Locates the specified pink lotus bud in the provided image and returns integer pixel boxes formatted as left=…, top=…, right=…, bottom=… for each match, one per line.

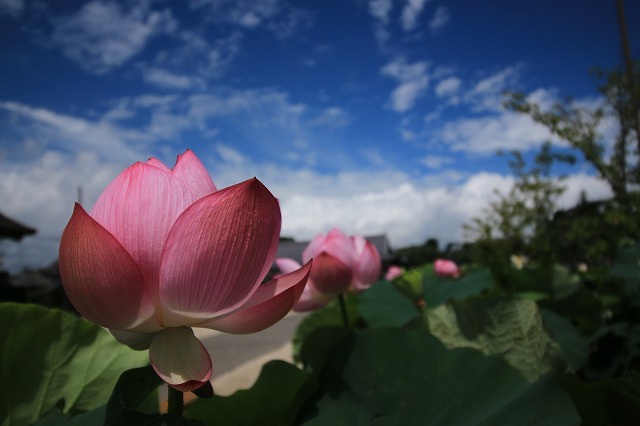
left=278, top=228, right=382, bottom=312
left=434, top=259, right=461, bottom=278
left=385, top=265, right=404, bottom=281
left=59, top=150, right=311, bottom=391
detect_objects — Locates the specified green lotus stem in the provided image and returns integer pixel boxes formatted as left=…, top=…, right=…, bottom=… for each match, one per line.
left=338, top=293, right=350, bottom=332
left=167, top=386, right=184, bottom=417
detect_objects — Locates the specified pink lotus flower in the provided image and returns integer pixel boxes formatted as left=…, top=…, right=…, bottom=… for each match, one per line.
left=434, top=258, right=461, bottom=278
left=276, top=228, right=381, bottom=312
left=385, top=265, right=404, bottom=281
left=59, top=150, right=311, bottom=392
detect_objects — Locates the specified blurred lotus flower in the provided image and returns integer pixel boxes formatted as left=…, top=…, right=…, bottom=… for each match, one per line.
left=276, top=228, right=381, bottom=312
left=385, top=265, right=404, bottom=281
left=434, top=259, right=461, bottom=278
left=59, top=150, right=311, bottom=392
left=510, top=254, right=529, bottom=269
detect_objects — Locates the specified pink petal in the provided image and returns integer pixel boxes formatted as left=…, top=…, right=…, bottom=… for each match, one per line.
left=293, top=280, right=334, bottom=312
left=309, top=252, right=353, bottom=294
left=159, top=178, right=281, bottom=326
left=90, top=162, right=194, bottom=291
left=59, top=204, right=160, bottom=332
left=434, top=259, right=461, bottom=278
left=275, top=258, right=302, bottom=275
left=198, top=261, right=311, bottom=333
left=302, top=233, right=327, bottom=264
left=146, top=157, right=171, bottom=172
left=352, top=237, right=382, bottom=291
left=172, top=150, right=217, bottom=200
left=149, top=327, right=212, bottom=392
left=303, top=228, right=356, bottom=269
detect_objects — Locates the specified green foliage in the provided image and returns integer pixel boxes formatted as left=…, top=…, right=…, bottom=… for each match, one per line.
left=428, top=297, right=563, bottom=382
left=356, top=280, right=420, bottom=328
left=296, top=328, right=580, bottom=425
left=185, top=361, right=315, bottom=426
left=0, top=302, right=148, bottom=426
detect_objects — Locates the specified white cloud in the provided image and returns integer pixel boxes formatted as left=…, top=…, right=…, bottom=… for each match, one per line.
left=429, top=6, right=450, bottom=32
left=0, top=101, right=149, bottom=161
left=368, top=0, right=393, bottom=46
left=381, top=58, right=431, bottom=113
left=401, top=0, right=430, bottom=31
left=51, top=0, right=176, bottom=74
left=464, top=66, right=521, bottom=111
left=188, top=0, right=309, bottom=39
left=438, top=111, right=556, bottom=154
left=0, top=0, right=23, bottom=17
left=435, top=77, right=461, bottom=97
left=309, top=107, right=350, bottom=129
left=142, top=68, right=196, bottom=90
left=420, top=154, right=454, bottom=169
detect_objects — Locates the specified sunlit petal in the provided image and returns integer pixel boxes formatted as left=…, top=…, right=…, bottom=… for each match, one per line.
left=352, top=237, right=382, bottom=290
left=160, top=178, right=281, bottom=325
left=149, top=327, right=212, bottom=392
left=172, top=149, right=217, bottom=199
left=90, top=162, right=193, bottom=289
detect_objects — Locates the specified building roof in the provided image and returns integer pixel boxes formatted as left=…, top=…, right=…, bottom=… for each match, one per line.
left=275, top=234, right=395, bottom=264
left=0, top=212, right=36, bottom=241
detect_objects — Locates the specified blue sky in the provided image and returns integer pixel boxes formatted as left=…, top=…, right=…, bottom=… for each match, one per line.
left=0, top=0, right=637, bottom=271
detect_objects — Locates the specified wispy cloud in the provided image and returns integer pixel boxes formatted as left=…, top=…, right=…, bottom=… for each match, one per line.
left=381, top=58, right=431, bottom=112
left=429, top=6, right=450, bottom=32
left=50, top=0, right=177, bottom=74
left=188, top=0, right=309, bottom=39
left=0, top=0, right=23, bottom=17
left=401, top=0, right=430, bottom=31
left=367, top=0, right=393, bottom=46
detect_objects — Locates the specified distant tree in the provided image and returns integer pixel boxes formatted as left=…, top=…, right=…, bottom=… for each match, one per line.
left=463, top=143, right=574, bottom=264
left=395, top=237, right=442, bottom=267
left=505, top=58, right=640, bottom=215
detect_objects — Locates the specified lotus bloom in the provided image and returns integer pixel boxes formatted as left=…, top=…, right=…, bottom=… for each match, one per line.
left=434, top=258, right=461, bottom=278
left=276, top=228, right=381, bottom=312
left=59, top=150, right=311, bottom=392
left=385, top=265, right=404, bottom=281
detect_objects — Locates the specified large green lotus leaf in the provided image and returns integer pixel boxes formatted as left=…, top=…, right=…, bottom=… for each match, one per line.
left=0, top=303, right=148, bottom=426
left=423, top=268, right=494, bottom=307
left=609, top=240, right=640, bottom=297
left=357, top=281, right=420, bottom=328
left=292, top=296, right=358, bottom=362
left=540, top=309, right=589, bottom=370
left=427, top=297, right=562, bottom=382
left=561, top=372, right=640, bottom=425
left=35, top=366, right=199, bottom=426
left=298, top=328, right=580, bottom=425
left=185, top=360, right=315, bottom=426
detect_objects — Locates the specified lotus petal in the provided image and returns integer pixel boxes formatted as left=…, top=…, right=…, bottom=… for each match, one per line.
left=59, top=204, right=160, bottom=332
left=172, top=149, right=217, bottom=199
left=200, top=261, right=311, bottom=333
left=309, top=252, right=353, bottom=294
left=149, top=327, right=212, bottom=392
left=90, top=162, right=193, bottom=289
left=160, top=178, right=281, bottom=325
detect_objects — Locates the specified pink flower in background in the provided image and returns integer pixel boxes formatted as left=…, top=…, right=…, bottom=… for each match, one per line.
left=276, top=228, right=382, bottom=312
left=385, top=265, right=404, bottom=281
left=434, top=259, right=461, bottom=278
left=59, top=150, right=311, bottom=392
